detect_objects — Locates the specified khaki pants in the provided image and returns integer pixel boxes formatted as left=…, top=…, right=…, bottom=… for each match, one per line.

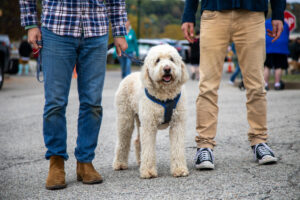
left=196, top=10, right=268, bottom=149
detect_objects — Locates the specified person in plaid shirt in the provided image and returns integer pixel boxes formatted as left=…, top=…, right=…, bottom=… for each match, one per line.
left=19, top=0, right=128, bottom=190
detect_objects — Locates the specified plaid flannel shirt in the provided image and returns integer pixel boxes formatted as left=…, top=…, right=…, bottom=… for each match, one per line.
left=19, top=0, right=127, bottom=38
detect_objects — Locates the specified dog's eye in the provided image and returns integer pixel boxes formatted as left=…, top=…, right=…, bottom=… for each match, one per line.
left=155, top=58, right=160, bottom=64
left=170, top=57, right=174, bottom=62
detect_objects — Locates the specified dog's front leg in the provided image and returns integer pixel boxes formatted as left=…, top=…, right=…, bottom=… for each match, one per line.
left=169, top=119, right=189, bottom=177
left=113, top=111, right=135, bottom=171
left=140, top=125, right=158, bottom=179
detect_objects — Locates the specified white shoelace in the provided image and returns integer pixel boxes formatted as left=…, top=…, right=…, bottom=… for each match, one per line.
left=254, top=143, right=274, bottom=160
left=194, top=148, right=214, bottom=162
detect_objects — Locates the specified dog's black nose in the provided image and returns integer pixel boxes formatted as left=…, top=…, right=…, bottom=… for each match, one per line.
left=164, top=67, right=171, bottom=74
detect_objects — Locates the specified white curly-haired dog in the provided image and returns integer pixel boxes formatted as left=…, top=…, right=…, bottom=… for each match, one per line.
left=113, top=44, right=189, bottom=178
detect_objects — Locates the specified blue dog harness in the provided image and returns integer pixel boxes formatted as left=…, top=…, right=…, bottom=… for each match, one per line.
left=145, top=88, right=181, bottom=124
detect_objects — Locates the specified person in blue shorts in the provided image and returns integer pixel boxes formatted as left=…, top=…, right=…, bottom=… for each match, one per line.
left=264, top=18, right=290, bottom=90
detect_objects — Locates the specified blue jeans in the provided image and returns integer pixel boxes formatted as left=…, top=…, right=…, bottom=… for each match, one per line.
left=230, top=62, right=242, bottom=82
left=41, top=28, right=108, bottom=162
left=118, top=53, right=132, bottom=78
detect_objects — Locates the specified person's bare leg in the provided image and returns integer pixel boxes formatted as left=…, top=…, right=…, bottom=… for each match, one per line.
left=190, top=65, right=196, bottom=80
left=264, top=67, right=270, bottom=87
left=274, top=68, right=282, bottom=85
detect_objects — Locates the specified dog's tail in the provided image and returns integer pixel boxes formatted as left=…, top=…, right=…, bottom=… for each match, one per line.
left=134, top=115, right=141, bottom=165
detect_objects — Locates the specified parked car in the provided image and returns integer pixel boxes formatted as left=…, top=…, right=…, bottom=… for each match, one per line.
left=107, top=38, right=165, bottom=64
left=106, top=46, right=117, bottom=64
left=157, top=38, right=182, bottom=52
left=151, top=38, right=189, bottom=61
left=138, top=39, right=164, bottom=60
left=0, top=34, right=11, bottom=89
left=106, top=38, right=188, bottom=65
left=177, top=40, right=190, bottom=63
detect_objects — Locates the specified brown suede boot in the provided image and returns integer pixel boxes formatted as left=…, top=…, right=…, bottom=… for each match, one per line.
left=76, top=161, right=103, bottom=184
left=46, top=156, right=66, bottom=190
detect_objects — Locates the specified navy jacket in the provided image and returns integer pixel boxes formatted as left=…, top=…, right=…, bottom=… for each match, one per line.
left=182, top=0, right=286, bottom=25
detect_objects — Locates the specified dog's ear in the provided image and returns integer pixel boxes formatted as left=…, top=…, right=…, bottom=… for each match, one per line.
left=141, top=63, right=153, bottom=88
left=180, top=61, right=189, bottom=84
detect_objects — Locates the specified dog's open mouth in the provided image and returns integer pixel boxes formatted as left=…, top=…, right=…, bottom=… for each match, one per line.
left=162, top=74, right=172, bottom=82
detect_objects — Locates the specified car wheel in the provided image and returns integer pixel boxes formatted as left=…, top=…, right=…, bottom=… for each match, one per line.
left=0, top=65, right=4, bottom=90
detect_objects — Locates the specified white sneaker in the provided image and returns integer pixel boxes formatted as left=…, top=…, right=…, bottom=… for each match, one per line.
left=228, top=80, right=234, bottom=85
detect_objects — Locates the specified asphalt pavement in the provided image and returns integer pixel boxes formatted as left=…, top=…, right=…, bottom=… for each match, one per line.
left=0, top=70, right=300, bottom=199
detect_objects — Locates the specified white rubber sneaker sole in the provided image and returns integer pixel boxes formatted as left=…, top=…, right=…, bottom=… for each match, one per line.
left=195, top=161, right=215, bottom=169
left=258, top=155, right=278, bottom=165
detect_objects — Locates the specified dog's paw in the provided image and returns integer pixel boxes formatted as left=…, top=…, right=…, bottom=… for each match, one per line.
left=140, top=168, right=158, bottom=179
left=113, top=161, right=128, bottom=171
left=172, top=167, right=189, bottom=177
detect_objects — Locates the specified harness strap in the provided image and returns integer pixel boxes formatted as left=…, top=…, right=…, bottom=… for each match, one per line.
left=145, top=88, right=181, bottom=124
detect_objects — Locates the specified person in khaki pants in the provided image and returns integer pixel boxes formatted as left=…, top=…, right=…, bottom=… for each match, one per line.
left=182, top=0, right=285, bottom=169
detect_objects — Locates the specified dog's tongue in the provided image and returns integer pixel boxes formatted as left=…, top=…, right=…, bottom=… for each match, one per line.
left=163, top=75, right=171, bottom=82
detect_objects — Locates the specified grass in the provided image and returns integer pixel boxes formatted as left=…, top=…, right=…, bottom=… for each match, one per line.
left=106, top=64, right=142, bottom=71
left=106, top=64, right=120, bottom=70
left=269, top=73, right=300, bottom=82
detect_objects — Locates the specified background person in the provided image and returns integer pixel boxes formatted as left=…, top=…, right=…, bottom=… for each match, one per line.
left=289, top=37, right=300, bottom=74
left=264, top=18, right=290, bottom=91
left=117, top=20, right=139, bottom=78
left=229, top=43, right=242, bottom=85
left=18, top=35, right=32, bottom=75
left=228, top=43, right=245, bottom=90
left=182, top=0, right=284, bottom=169
left=189, top=30, right=200, bottom=80
left=20, top=0, right=128, bottom=190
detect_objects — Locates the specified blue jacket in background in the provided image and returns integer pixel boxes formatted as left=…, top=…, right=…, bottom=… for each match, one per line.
left=265, top=18, right=290, bottom=55
left=125, top=29, right=139, bottom=57
left=182, top=0, right=286, bottom=25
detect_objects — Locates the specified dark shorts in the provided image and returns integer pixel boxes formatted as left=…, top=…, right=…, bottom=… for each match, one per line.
left=264, top=53, right=288, bottom=70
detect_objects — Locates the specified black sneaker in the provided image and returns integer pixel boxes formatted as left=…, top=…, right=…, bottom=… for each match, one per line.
left=252, top=143, right=278, bottom=165
left=195, top=148, right=214, bottom=169
left=274, top=80, right=285, bottom=90
left=238, top=81, right=245, bottom=91
left=265, top=85, right=269, bottom=91
left=191, top=72, right=196, bottom=80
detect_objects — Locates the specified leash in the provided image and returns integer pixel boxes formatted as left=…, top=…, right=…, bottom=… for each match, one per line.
left=121, top=50, right=144, bottom=66
left=35, top=40, right=43, bottom=83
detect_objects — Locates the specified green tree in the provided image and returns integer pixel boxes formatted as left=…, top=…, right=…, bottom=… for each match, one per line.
left=0, top=0, right=25, bottom=40
left=159, top=24, right=184, bottom=40
left=0, top=0, right=42, bottom=41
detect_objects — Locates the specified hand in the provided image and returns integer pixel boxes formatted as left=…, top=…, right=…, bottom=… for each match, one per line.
left=114, top=37, right=128, bottom=56
left=181, top=22, right=194, bottom=43
left=267, top=20, right=283, bottom=42
left=28, top=27, right=42, bottom=49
